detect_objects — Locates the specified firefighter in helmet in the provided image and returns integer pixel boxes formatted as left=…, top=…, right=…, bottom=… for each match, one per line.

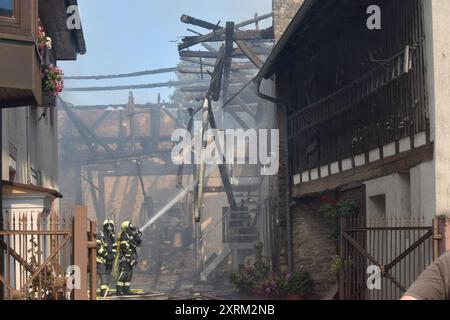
left=116, top=220, right=142, bottom=296
left=96, top=219, right=117, bottom=297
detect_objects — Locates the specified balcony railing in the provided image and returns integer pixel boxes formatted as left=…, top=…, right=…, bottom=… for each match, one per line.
left=289, top=46, right=414, bottom=138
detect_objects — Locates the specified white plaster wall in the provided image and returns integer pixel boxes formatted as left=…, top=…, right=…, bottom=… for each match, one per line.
left=423, top=0, right=450, bottom=217
left=364, top=162, right=436, bottom=223
left=410, top=160, right=435, bottom=223
left=1, top=106, right=58, bottom=191
left=364, top=173, right=411, bottom=220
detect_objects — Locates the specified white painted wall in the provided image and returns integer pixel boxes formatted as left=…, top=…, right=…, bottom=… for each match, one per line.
left=423, top=0, right=450, bottom=217
left=1, top=105, right=58, bottom=191
left=365, top=173, right=411, bottom=220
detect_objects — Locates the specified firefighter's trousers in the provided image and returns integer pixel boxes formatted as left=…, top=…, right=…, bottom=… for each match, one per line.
left=117, top=260, right=133, bottom=288
left=97, top=263, right=113, bottom=292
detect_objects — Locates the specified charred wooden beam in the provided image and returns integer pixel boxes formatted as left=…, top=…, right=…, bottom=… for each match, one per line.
left=180, top=57, right=217, bottom=67
left=235, top=40, right=264, bottom=69
left=177, top=108, right=195, bottom=187
left=90, top=110, right=112, bottom=132
left=179, top=47, right=269, bottom=59
left=67, top=150, right=174, bottom=165
left=71, top=103, right=179, bottom=110
left=207, top=100, right=238, bottom=211
left=179, top=81, right=246, bottom=93
left=180, top=15, right=221, bottom=31
left=207, top=45, right=225, bottom=101
left=100, top=164, right=193, bottom=177
left=181, top=28, right=274, bottom=43
left=222, top=22, right=235, bottom=101
left=136, top=160, right=154, bottom=217
left=65, top=80, right=211, bottom=92
left=179, top=51, right=221, bottom=59
left=233, top=97, right=257, bottom=121
left=66, top=135, right=173, bottom=145
left=225, top=103, right=258, bottom=111
left=181, top=57, right=258, bottom=71
left=178, top=67, right=255, bottom=75
left=178, top=67, right=214, bottom=75
left=65, top=67, right=178, bottom=80
left=127, top=92, right=137, bottom=149
left=227, top=110, right=250, bottom=129
left=151, top=94, right=162, bottom=149
left=59, top=98, right=115, bottom=155
left=178, top=12, right=272, bottom=50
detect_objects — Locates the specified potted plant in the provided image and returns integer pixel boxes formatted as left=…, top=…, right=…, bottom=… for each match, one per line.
left=230, top=241, right=270, bottom=296
left=41, top=63, right=64, bottom=107
left=319, top=196, right=356, bottom=240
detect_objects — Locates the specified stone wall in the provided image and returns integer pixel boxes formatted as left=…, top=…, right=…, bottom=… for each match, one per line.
left=272, top=0, right=305, bottom=42
left=291, top=197, right=337, bottom=298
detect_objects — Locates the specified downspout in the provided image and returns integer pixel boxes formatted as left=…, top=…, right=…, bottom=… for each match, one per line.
left=254, top=76, right=293, bottom=273
left=26, top=108, right=30, bottom=184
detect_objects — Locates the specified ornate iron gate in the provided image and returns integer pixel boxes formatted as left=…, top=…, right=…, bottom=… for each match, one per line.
left=0, top=208, right=72, bottom=299
left=0, top=206, right=97, bottom=300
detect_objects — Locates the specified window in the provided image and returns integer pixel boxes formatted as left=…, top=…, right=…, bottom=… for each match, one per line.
left=0, top=0, right=13, bottom=17
left=0, top=0, right=37, bottom=42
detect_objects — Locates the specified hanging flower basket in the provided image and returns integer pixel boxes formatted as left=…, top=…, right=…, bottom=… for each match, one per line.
left=41, top=63, right=64, bottom=107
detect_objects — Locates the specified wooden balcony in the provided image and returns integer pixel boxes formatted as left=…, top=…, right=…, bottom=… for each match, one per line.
left=289, top=46, right=414, bottom=138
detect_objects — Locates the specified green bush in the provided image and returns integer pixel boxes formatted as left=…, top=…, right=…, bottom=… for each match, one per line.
left=276, top=271, right=314, bottom=296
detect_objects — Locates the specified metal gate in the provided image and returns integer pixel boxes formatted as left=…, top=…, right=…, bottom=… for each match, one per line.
left=339, top=216, right=435, bottom=300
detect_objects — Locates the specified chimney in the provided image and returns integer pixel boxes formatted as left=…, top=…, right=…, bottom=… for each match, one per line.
left=272, top=0, right=305, bottom=42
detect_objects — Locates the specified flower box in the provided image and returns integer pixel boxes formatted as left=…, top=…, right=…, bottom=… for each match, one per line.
left=41, top=63, right=64, bottom=104
left=41, top=87, right=56, bottom=107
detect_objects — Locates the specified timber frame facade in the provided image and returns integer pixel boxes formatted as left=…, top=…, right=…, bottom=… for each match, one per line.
left=257, top=0, right=450, bottom=299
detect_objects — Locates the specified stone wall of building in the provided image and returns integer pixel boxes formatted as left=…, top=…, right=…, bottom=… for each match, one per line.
left=291, top=197, right=338, bottom=298
left=272, top=0, right=305, bottom=42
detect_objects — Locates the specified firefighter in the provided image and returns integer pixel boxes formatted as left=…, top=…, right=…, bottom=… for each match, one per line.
left=96, top=219, right=117, bottom=297
left=116, top=220, right=142, bottom=296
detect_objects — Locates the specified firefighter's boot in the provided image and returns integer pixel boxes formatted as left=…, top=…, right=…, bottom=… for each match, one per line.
left=123, top=285, right=133, bottom=296
left=116, top=285, right=125, bottom=296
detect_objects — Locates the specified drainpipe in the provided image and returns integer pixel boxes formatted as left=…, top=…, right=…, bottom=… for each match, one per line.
left=0, top=108, right=3, bottom=300
left=26, top=108, right=30, bottom=184
left=254, top=77, right=293, bottom=273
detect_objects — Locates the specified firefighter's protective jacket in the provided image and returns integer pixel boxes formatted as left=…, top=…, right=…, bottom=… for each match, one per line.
left=118, top=231, right=141, bottom=266
left=96, top=231, right=117, bottom=265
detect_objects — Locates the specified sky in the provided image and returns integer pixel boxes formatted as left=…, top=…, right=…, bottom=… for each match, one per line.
left=60, top=0, right=272, bottom=106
